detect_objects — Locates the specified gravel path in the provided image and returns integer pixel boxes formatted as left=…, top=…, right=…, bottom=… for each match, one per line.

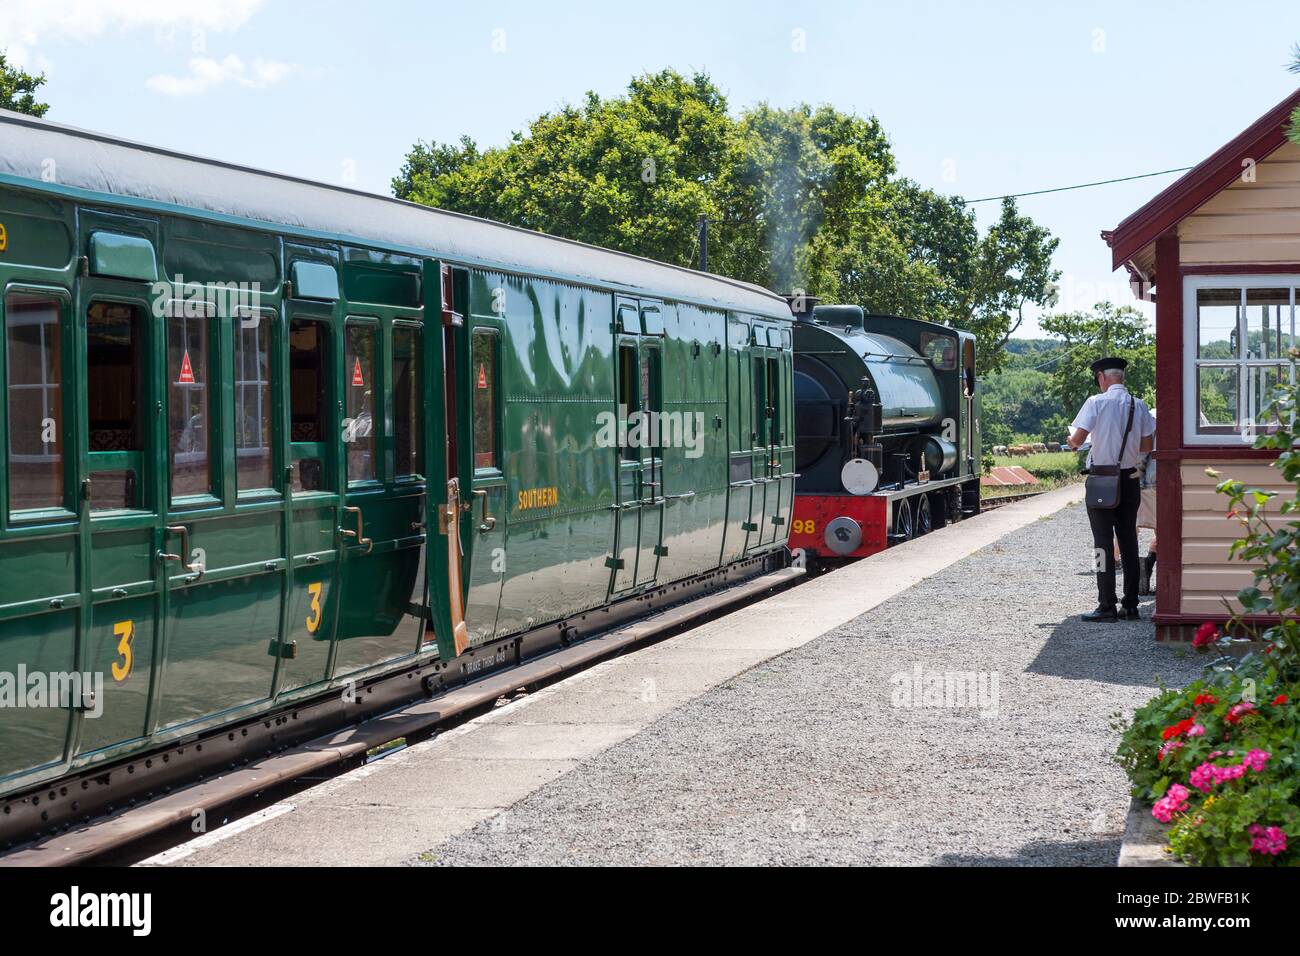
left=417, top=502, right=1201, bottom=866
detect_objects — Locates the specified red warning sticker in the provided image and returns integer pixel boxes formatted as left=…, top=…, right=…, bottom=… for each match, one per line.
left=477, top=364, right=487, bottom=389
left=178, top=350, right=196, bottom=385
left=351, top=357, right=365, bottom=387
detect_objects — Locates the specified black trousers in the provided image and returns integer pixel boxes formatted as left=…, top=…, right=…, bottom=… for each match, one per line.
left=1086, top=471, right=1141, bottom=611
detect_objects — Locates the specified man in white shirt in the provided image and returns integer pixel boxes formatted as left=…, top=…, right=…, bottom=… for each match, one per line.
left=1066, top=357, right=1156, bottom=622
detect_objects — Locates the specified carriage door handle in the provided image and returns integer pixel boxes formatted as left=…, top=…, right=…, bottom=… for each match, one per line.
left=160, top=525, right=203, bottom=579
left=342, top=506, right=373, bottom=554
left=472, top=489, right=496, bottom=533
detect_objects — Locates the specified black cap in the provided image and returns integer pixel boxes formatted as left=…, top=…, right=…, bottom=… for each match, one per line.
left=1090, top=356, right=1128, bottom=374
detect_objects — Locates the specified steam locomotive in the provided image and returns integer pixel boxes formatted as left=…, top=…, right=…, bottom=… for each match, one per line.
left=787, top=299, right=981, bottom=562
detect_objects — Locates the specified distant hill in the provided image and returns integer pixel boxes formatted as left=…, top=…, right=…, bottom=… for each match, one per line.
left=1002, top=338, right=1068, bottom=371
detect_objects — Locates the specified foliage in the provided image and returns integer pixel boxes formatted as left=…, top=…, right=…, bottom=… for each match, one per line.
left=980, top=368, right=1059, bottom=442
left=394, top=69, right=1059, bottom=373
left=0, top=51, right=48, bottom=117
left=1209, top=353, right=1300, bottom=680
left=1039, top=302, right=1156, bottom=413
left=1115, top=353, right=1300, bottom=865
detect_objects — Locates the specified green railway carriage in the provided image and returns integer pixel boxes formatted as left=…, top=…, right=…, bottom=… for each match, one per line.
left=0, top=110, right=795, bottom=802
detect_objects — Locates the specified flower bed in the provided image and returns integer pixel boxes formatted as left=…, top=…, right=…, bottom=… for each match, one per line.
left=1115, top=352, right=1300, bottom=866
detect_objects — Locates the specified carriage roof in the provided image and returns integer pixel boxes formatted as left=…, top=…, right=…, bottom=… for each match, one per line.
left=0, top=110, right=791, bottom=319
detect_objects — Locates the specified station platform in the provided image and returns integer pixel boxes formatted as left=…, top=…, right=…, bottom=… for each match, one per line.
left=144, top=484, right=1199, bottom=867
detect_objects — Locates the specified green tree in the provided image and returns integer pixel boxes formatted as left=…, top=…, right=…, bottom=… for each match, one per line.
left=1039, top=302, right=1156, bottom=418
left=0, top=51, right=49, bottom=117
left=393, top=70, right=1059, bottom=371
left=393, top=70, right=766, bottom=282
left=961, top=199, right=1060, bottom=373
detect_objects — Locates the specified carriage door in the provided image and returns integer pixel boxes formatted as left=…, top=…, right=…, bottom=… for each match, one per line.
left=610, top=299, right=664, bottom=594
left=759, top=340, right=786, bottom=546
left=463, top=321, right=506, bottom=645
left=745, top=334, right=772, bottom=553
left=331, top=313, right=425, bottom=676
left=73, top=221, right=165, bottom=757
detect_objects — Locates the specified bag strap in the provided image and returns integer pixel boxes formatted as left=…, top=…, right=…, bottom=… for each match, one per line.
left=1115, top=396, right=1135, bottom=468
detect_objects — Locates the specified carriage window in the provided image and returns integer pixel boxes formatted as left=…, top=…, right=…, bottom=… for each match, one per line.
left=344, top=322, right=377, bottom=483
left=393, top=324, right=422, bottom=477
left=617, top=343, right=638, bottom=462
left=472, top=330, right=497, bottom=470
left=641, top=347, right=660, bottom=451
left=234, top=313, right=274, bottom=492
left=766, top=357, right=781, bottom=445
left=87, top=302, right=143, bottom=511
left=289, top=318, right=328, bottom=493
left=168, top=313, right=212, bottom=499
left=6, top=293, right=63, bottom=511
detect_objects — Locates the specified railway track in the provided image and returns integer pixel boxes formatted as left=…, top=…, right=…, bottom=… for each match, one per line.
left=981, top=489, right=1051, bottom=509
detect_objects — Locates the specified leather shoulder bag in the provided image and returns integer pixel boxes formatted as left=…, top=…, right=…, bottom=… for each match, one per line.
left=1084, top=396, right=1135, bottom=510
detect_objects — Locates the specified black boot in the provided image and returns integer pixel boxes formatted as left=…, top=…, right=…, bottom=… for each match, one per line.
left=1082, top=606, right=1118, bottom=623
left=1138, top=554, right=1155, bottom=596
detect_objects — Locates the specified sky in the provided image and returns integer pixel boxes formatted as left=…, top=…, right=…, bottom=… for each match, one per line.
left=5, top=0, right=1300, bottom=337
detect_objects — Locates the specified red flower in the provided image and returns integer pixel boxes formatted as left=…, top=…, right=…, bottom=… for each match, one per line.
left=1225, top=701, right=1257, bottom=725
left=1193, top=622, right=1220, bottom=648
left=1194, top=693, right=1220, bottom=707
left=1162, top=717, right=1195, bottom=740
left=1273, top=695, right=1289, bottom=706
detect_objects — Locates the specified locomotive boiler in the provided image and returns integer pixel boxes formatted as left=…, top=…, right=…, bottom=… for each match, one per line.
left=787, top=300, right=982, bottom=561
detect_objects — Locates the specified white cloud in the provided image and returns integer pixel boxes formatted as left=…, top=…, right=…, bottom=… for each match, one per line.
left=0, top=0, right=264, bottom=69
left=146, top=54, right=297, bottom=96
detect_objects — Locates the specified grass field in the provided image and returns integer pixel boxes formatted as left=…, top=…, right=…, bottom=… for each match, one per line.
left=983, top=450, right=1083, bottom=498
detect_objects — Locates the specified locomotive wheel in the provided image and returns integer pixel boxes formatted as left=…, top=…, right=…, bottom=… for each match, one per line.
left=915, top=494, right=933, bottom=536
left=894, top=498, right=914, bottom=541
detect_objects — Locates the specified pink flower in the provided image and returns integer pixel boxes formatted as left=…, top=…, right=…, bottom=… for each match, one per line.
left=1248, top=825, right=1287, bottom=857
left=1193, top=622, right=1220, bottom=648
left=1187, top=724, right=1206, bottom=737
left=1243, top=749, right=1271, bottom=772
left=1190, top=762, right=1218, bottom=792
left=1152, top=784, right=1191, bottom=823
left=1158, top=739, right=1184, bottom=761
left=1217, top=764, right=1246, bottom=783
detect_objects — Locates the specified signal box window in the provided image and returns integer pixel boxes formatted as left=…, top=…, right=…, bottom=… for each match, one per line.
left=289, top=318, right=329, bottom=493
left=235, top=314, right=274, bottom=492
left=344, top=323, right=377, bottom=483
left=168, top=313, right=212, bottom=499
left=86, top=302, right=144, bottom=511
left=6, top=293, right=64, bottom=512
left=393, top=324, right=422, bottom=477
left=472, top=330, right=497, bottom=470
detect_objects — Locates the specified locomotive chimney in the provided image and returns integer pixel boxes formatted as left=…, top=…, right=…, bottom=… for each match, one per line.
left=783, top=292, right=821, bottom=322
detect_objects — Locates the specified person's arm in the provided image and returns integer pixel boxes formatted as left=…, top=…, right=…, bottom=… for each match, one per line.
left=1067, top=397, right=1095, bottom=451
left=1139, top=434, right=1154, bottom=453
